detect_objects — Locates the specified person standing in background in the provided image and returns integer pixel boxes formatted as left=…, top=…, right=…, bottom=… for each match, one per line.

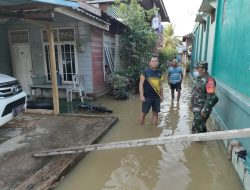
left=168, top=59, right=183, bottom=101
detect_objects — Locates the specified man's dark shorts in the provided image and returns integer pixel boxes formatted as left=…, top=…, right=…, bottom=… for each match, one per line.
left=142, top=97, right=160, bottom=114
left=170, top=82, right=182, bottom=91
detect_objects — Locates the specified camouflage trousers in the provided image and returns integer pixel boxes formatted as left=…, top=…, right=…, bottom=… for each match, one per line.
left=191, top=111, right=209, bottom=134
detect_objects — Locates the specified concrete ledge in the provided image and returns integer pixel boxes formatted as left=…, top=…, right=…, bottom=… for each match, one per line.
left=225, top=141, right=250, bottom=190
left=25, top=109, right=54, bottom=115
left=216, top=80, right=250, bottom=115
left=211, top=111, right=250, bottom=190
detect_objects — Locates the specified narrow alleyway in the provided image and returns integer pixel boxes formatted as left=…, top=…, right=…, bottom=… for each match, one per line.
left=55, top=77, right=243, bottom=190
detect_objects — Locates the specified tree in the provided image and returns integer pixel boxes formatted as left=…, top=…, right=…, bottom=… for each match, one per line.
left=163, top=24, right=182, bottom=49
left=107, top=0, right=159, bottom=99
left=115, top=0, right=158, bottom=84
left=158, top=47, right=177, bottom=70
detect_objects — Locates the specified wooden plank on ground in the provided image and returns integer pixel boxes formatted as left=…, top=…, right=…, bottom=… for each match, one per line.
left=34, top=128, right=250, bottom=157
left=17, top=116, right=117, bottom=190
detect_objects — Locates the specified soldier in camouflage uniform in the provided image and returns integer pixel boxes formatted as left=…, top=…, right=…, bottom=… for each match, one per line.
left=191, top=61, right=219, bottom=134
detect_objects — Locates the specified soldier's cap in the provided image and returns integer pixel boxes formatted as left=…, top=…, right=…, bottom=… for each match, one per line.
left=195, top=61, right=208, bottom=69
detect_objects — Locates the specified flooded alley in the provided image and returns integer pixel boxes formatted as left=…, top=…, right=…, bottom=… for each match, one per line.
left=55, top=77, right=243, bottom=190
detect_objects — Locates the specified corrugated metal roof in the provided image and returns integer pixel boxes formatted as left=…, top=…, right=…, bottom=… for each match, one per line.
left=87, top=0, right=170, bottom=22
left=0, top=0, right=110, bottom=28
left=106, top=6, right=119, bottom=19
left=73, top=7, right=110, bottom=25
left=0, top=0, right=79, bottom=7
left=33, top=0, right=79, bottom=8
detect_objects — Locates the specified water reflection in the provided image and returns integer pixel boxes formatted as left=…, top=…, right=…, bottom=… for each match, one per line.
left=184, top=142, right=213, bottom=190
left=184, top=141, right=243, bottom=190
left=167, top=100, right=180, bottom=135
left=103, top=153, right=149, bottom=190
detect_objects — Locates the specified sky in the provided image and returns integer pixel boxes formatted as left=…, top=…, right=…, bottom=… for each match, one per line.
left=163, top=0, right=202, bottom=36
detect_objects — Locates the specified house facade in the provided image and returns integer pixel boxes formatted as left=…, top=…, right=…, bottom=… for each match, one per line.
left=88, top=0, right=169, bottom=51
left=0, top=0, right=123, bottom=98
left=0, top=0, right=169, bottom=99
left=191, top=0, right=250, bottom=189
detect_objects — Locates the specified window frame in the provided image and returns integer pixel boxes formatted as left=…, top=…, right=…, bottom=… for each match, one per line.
left=41, top=27, right=78, bottom=84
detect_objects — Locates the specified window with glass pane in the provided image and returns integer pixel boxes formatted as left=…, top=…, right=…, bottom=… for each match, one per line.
left=61, top=44, right=76, bottom=82
left=45, top=45, right=59, bottom=81
left=42, top=28, right=77, bottom=83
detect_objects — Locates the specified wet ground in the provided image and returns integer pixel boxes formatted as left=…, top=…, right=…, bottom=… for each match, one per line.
left=55, top=77, right=244, bottom=190
left=0, top=114, right=117, bottom=189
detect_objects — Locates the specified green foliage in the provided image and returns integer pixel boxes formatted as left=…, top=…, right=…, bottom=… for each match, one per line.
left=107, top=73, right=130, bottom=99
left=114, top=0, right=158, bottom=82
left=158, top=47, right=177, bottom=70
left=157, top=24, right=179, bottom=71
left=163, top=24, right=182, bottom=49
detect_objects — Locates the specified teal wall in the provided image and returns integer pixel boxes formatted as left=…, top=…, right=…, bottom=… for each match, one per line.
left=191, top=14, right=216, bottom=73
left=191, top=25, right=200, bottom=68
left=204, top=16, right=210, bottom=61
left=206, top=15, right=216, bottom=73
left=198, top=25, right=203, bottom=60
left=191, top=0, right=250, bottom=157
left=212, top=0, right=250, bottom=97
left=211, top=0, right=250, bottom=156
left=0, top=25, right=12, bottom=75
left=212, top=0, right=250, bottom=156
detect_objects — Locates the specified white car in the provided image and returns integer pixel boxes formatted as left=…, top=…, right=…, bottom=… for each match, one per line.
left=0, top=74, right=27, bottom=126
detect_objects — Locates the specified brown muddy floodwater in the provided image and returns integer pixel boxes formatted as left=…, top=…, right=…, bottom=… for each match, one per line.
left=55, top=77, right=243, bottom=190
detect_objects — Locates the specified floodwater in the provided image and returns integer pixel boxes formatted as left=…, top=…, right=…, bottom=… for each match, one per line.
left=55, top=77, right=243, bottom=190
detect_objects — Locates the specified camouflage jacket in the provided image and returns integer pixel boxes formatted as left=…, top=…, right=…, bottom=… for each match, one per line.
left=191, top=73, right=219, bottom=115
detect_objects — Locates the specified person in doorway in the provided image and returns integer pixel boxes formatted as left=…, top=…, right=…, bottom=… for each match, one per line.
left=139, top=55, right=163, bottom=125
left=190, top=61, right=219, bottom=134
left=168, top=59, right=183, bottom=101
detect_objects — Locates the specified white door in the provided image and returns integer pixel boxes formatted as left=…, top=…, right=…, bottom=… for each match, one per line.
left=12, top=44, right=32, bottom=94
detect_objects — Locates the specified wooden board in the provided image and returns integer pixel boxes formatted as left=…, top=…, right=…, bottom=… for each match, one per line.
left=34, top=128, right=250, bottom=157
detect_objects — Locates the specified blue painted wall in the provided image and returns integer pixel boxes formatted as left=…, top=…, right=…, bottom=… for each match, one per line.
left=212, top=0, right=250, bottom=97
left=211, top=0, right=250, bottom=155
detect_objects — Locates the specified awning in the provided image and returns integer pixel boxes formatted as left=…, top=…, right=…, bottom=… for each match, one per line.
left=0, top=0, right=79, bottom=7
left=0, top=0, right=110, bottom=30
left=198, top=0, right=216, bottom=14
left=195, top=14, right=206, bottom=24
left=0, top=2, right=55, bottom=21
left=55, top=7, right=110, bottom=30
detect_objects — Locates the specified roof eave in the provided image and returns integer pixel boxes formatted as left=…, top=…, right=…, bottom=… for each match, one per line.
left=32, top=0, right=79, bottom=8
left=154, top=0, right=170, bottom=22
left=195, top=14, right=206, bottom=24
left=198, top=0, right=216, bottom=14
left=55, top=7, right=110, bottom=31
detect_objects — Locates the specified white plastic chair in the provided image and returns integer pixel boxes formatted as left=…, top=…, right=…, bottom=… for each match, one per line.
left=67, top=74, right=86, bottom=103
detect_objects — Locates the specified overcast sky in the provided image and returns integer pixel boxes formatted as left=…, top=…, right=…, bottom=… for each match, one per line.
left=163, top=0, right=202, bottom=36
